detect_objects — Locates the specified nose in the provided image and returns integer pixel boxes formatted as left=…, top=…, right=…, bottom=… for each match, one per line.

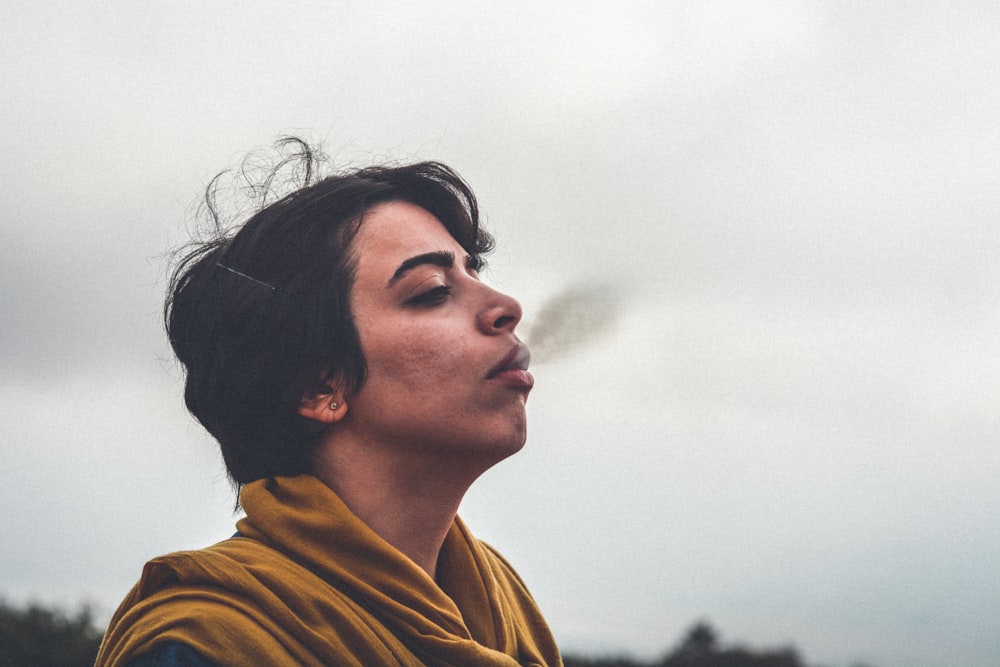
left=477, top=285, right=523, bottom=335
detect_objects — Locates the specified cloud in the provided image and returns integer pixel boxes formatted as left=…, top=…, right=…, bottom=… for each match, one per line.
left=2, top=3, right=999, bottom=666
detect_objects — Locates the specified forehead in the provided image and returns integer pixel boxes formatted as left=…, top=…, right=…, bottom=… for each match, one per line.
left=350, top=201, right=463, bottom=282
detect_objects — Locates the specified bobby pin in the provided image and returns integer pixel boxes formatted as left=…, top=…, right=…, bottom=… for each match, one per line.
left=216, top=262, right=276, bottom=291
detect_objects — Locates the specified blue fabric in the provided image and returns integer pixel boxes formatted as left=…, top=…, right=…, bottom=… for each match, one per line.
left=125, top=641, right=218, bottom=667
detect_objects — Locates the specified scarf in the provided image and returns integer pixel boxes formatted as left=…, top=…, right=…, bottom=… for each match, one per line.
left=96, top=475, right=561, bottom=666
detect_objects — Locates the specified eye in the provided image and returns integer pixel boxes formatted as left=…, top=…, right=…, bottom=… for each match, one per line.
left=407, top=285, right=453, bottom=307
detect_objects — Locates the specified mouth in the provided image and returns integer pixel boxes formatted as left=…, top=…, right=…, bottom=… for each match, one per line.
left=487, top=344, right=534, bottom=389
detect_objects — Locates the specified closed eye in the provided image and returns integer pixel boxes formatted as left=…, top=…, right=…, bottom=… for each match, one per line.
left=406, top=285, right=453, bottom=307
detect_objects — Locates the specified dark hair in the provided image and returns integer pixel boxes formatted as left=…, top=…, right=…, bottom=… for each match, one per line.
left=165, top=139, right=494, bottom=487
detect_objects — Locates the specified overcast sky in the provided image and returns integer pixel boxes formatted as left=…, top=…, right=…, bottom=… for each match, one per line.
left=2, top=2, right=998, bottom=666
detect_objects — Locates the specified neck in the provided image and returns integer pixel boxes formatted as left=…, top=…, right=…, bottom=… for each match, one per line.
left=311, top=437, right=482, bottom=580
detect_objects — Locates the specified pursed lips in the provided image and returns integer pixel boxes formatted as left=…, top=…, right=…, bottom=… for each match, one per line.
left=486, top=344, right=534, bottom=389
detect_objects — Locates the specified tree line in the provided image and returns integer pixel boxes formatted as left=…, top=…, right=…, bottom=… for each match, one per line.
left=0, top=599, right=103, bottom=666
left=0, top=598, right=871, bottom=667
left=563, top=621, right=825, bottom=667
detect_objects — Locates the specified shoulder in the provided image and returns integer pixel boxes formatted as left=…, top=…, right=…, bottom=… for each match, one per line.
left=97, top=590, right=297, bottom=666
left=98, top=538, right=404, bottom=666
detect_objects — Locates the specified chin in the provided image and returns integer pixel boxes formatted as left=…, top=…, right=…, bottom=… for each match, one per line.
left=493, top=431, right=529, bottom=462
left=465, top=433, right=527, bottom=473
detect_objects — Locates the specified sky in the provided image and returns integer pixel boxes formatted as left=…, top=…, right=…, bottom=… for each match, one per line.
left=2, top=2, right=998, bottom=665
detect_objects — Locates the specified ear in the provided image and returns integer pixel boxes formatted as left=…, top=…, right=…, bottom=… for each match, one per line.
left=298, top=386, right=349, bottom=424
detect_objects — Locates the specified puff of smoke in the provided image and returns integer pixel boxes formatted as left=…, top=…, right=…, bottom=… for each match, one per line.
left=524, top=283, right=622, bottom=364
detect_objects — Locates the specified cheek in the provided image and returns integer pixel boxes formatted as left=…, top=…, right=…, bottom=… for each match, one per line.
left=364, top=325, right=464, bottom=387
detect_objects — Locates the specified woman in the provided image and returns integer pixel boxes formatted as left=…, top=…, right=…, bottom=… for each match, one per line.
left=96, top=140, right=562, bottom=666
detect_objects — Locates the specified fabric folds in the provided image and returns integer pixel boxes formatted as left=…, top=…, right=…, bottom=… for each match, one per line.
left=96, top=475, right=561, bottom=666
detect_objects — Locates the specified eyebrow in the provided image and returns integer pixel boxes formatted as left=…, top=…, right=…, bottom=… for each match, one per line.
left=387, top=251, right=456, bottom=287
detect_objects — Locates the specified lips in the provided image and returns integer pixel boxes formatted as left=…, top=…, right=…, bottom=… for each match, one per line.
left=488, top=344, right=531, bottom=377
left=487, top=344, right=534, bottom=389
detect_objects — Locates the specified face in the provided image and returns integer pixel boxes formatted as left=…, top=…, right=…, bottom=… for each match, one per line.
left=341, top=201, right=532, bottom=469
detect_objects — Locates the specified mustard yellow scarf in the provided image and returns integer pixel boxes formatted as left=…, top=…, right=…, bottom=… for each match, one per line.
left=96, top=475, right=561, bottom=666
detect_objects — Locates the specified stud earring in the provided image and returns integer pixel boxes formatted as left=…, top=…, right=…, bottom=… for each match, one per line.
left=329, top=401, right=338, bottom=411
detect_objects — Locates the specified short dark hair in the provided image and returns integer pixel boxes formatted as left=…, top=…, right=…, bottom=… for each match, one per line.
left=165, top=139, right=494, bottom=486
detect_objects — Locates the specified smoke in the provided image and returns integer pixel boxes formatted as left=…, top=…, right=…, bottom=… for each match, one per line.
left=524, top=283, right=622, bottom=364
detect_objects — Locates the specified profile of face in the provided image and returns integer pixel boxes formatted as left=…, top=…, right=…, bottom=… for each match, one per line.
left=339, top=201, right=533, bottom=469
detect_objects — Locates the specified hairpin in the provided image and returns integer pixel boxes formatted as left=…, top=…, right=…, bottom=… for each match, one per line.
left=216, top=262, right=276, bottom=291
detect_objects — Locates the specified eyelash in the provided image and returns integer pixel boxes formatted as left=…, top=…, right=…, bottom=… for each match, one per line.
left=407, top=285, right=453, bottom=307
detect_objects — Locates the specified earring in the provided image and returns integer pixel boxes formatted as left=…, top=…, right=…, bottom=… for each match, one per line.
left=329, top=401, right=338, bottom=411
